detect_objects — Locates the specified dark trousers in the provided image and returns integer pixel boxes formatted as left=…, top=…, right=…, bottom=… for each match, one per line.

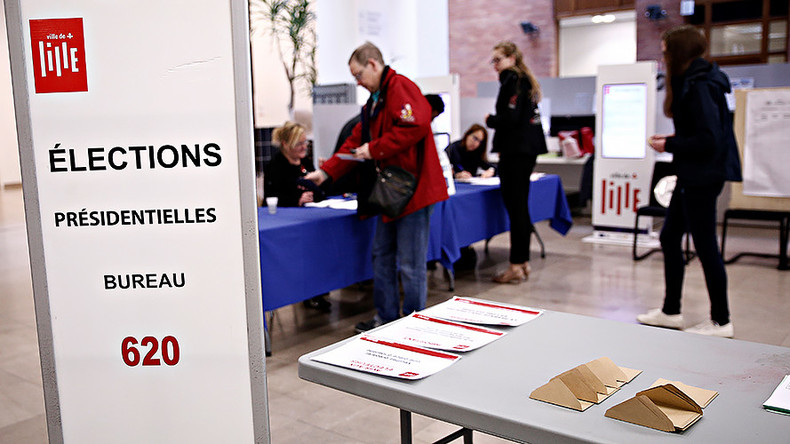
left=660, top=182, right=730, bottom=325
left=498, top=153, right=537, bottom=264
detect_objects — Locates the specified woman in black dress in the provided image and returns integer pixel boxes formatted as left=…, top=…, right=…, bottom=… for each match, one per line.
left=485, top=41, right=548, bottom=283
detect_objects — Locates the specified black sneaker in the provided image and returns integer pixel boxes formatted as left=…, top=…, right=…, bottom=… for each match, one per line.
left=354, top=318, right=383, bottom=333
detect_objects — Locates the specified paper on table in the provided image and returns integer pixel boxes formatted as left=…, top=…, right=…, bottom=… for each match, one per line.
left=311, top=335, right=460, bottom=380
left=764, top=375, right=790, bottom=415
left=367, top=312, right=505, bottom=352
left=336, top=153, right=365, bottom=162
left=455, top=177, right=500, bottom=186
left=304, top=198, right=358, bottom=210
left=421, top=296, right=543, bottom=326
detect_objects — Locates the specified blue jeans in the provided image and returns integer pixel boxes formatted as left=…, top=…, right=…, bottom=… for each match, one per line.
left=372, top=205, right=434, bottom=323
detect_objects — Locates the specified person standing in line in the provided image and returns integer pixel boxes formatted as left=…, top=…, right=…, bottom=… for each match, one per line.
left=304, top=42, right=448, bottom=332
left=485, top=41, right=547, bottom=283
left=637, top=25, right=742, bottom=338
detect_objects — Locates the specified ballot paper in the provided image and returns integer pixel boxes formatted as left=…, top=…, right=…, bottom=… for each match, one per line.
left=455, top=177, right=500, bottom=186
left=304, top=198, right=358, bottom=210
left=367, top=313, right=505, bottom=352
left=336, top=153, right=365, bottom=162
left=311, top=335, right=460, bottom=380
left=764, top=375, right=790, bottom=415
left=421, top=296, right=543, bottom=326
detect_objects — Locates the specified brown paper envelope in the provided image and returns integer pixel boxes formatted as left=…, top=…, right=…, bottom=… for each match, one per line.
left=530, top=378, right=592, bottom=411
left=650, top=379, right=719, bottom=408
left=574, top=364, right=608, bottom=395
left=605, top=394, right=675, bottom=432
left=657, top=403, right=703, bottom=430
left=555, top=368, right=599, bottom=403
left=586, top=357, right=628, bottom=388
left=638, top=385, right=703, bottom=414
left=617, top=366, right=642, bottom=384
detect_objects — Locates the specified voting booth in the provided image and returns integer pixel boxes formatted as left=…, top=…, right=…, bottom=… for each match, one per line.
left=4, top=1, right=269, bottom=442
left=587, top=62, right=657, bottom=245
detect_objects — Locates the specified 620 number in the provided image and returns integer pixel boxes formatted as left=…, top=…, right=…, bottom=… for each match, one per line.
left=121, top=336, right=180, bottom=367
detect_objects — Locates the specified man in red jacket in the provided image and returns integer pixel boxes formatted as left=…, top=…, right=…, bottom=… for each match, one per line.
left=305, top=42, right=448, bottom=332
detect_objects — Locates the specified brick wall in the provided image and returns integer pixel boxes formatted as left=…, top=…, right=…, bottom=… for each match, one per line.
left=449, top=0, right=557, bottom=97
left=635, top=0, right=685, bottom=66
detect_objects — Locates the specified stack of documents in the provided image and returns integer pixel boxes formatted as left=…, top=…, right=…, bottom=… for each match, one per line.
left=764, top=375, right=790, bottom=415
left=304, top=198, right=358, bottom=210
left=311, top=297, right=542, bottom=379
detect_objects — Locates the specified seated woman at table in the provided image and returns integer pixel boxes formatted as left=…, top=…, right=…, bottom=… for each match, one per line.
left=265, top=121, right=330, bottom=311
left=264, top=121, right=325, bottom=207
left=443, top=124, right=496, bottom=270
left=445, top=124, right=496, bottom=179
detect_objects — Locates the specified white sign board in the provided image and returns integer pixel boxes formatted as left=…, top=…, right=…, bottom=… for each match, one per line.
left=591, top=63, right=657, bottom=239
left=743, top=88, right=790, bottom=197
left=4, top=1, right=268, bottom=442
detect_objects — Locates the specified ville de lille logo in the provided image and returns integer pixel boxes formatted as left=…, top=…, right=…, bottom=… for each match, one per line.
left=29, top=18, right=87, bottom=94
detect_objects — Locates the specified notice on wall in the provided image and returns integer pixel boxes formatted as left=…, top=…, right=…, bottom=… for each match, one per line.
left=7, top=1, right=266, bottom=442
left=743, top=89, right=790, bottom=197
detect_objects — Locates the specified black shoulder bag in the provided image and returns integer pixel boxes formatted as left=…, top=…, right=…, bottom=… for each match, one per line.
left=367, top=161, right=418, bottom=218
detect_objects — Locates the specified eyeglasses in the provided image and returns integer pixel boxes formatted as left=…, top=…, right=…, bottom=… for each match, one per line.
left=352, top=64, right=367, bottom=81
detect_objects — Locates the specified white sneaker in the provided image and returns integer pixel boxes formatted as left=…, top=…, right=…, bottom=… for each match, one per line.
left=684, top=320, right=734, bottom=338
left=636, top=308, right=684, bottom=329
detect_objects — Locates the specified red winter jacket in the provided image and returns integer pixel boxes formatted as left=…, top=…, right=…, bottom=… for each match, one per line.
left=321, top=68, right=448, bottom=222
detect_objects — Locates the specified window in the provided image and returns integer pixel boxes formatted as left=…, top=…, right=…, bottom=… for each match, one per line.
left=688, top=0, right=789, bottom=65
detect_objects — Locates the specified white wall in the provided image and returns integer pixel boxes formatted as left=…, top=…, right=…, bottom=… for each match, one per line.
left=315, top=0, right=449, bottom=103
left=559, top=13, right=636, bottom=78
left=1, top=5, right=22, bottom=186
left=249, top=1, right=316, bottom=128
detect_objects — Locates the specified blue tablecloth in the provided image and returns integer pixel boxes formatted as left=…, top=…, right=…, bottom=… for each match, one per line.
left=258, top=175, right=572, bottom=311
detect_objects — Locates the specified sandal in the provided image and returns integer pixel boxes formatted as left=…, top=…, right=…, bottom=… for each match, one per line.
left=493, top=266, right=527, bottom=284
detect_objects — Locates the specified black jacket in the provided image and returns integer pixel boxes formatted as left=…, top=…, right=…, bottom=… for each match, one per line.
left=485, top=69, right=548, bottom=156
left=445, top=140, right=495, bottom=176
left=665, top=58, right=742, bottom=187
left=264, top=151, right=324, bottom=207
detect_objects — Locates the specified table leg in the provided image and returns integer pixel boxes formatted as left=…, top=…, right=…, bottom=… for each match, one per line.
left=400, top=409, right=413, bottom=444
left=400, top=409, right=474, bottom=444
left=779, top=215, right=789, bottom=271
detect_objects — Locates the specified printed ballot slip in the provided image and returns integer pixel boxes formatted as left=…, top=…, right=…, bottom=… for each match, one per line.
left=421, top=296, right=543, bottom=326
left=367, top=313, right=505, bottom=352
left=311, top=335, right=460, bottom=380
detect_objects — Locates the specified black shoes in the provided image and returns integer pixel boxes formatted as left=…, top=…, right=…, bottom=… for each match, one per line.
left=303, top=294, right=331, bottom=313
left=354, top=318, right=383, bottom=333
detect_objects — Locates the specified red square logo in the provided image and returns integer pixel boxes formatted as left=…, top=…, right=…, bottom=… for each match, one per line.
left=29, top=18, right=88, bottom=94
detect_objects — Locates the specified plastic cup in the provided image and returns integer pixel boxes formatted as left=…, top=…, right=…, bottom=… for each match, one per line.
left=266, top=197, right=278, bottom=214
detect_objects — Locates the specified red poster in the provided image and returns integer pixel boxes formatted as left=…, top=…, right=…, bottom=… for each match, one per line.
left=29, top=18, right=88, bottom=93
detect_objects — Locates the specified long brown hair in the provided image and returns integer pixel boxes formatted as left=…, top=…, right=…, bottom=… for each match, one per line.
left=461, top=124, right=489, bottom=161
left=662, top=25, right=707, bottom=117
left=493, top=41, right=542, bottom=102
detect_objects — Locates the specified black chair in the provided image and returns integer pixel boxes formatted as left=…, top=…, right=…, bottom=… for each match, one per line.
left=720, top=209, right=790, bottom=270
left=632, top=161, right=694, bottom=262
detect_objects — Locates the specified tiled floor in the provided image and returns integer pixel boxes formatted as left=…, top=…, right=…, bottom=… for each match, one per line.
left=1, top=184, right=788, bottom=443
